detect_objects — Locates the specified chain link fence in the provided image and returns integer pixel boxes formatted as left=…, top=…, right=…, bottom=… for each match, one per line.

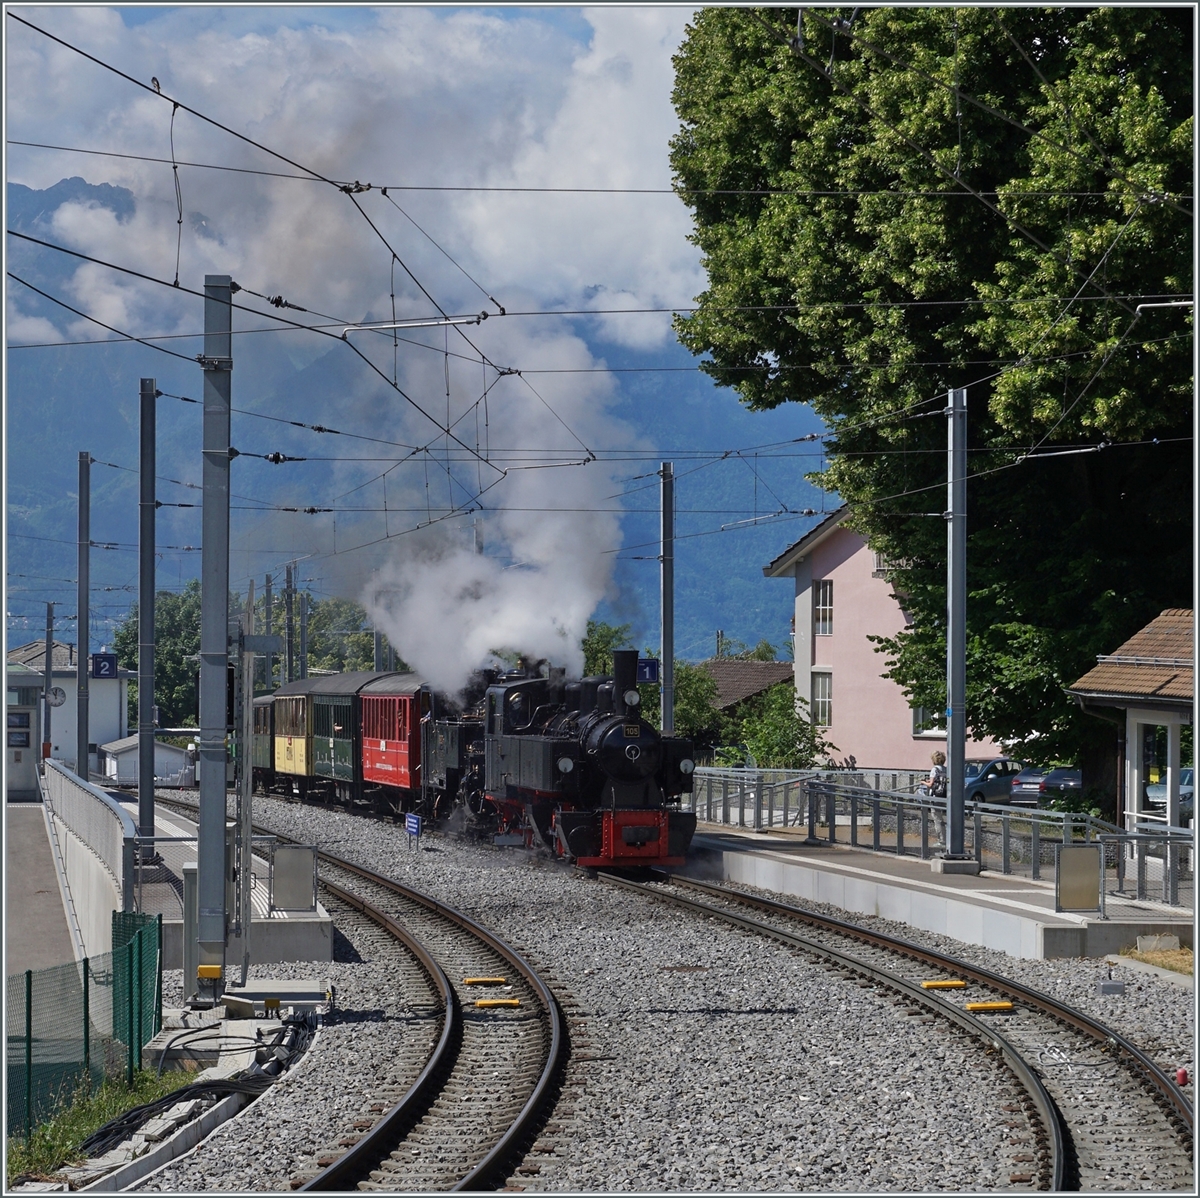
left=6, top=913, right=162, bottom=1141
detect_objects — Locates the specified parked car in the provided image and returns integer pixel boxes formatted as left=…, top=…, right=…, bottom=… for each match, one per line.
left=1009, top=766, right=1082, bottom=805
left=1039, top=767, right=1082, bottom=804
left=1145, top=767, right=1194, bottom=806
left=1146, top=767, right=1194, bottom=826
left=1008, top=766, right=1052, bottom=805
left=964, top=758, right=1025, bottom=803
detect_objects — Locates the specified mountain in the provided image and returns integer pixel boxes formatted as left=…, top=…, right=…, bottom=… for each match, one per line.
left=6, top=177, right=827, bottom=658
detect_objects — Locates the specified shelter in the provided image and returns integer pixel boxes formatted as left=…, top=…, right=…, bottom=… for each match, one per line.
left=1067, top=609, right=1193, bottom=832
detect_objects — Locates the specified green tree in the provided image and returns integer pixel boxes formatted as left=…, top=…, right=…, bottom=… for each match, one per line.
left=581, top=619, right=633, bottom=675
left=113, top=580, right=202, bottom=727
left=580, top=622, right=725, bottom=745
left=736, top=682, right=831, bottom=769
left=671, top=8, right=1191, bottom=803
left=302, top=596, right=382, bottom=675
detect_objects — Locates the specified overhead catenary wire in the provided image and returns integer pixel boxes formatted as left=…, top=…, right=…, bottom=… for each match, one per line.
left=6, top=233, right=505, bottom=478
left=10, top=139, right=1192, bottom=203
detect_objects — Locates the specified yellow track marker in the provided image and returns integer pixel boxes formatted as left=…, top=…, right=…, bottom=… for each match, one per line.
left=966, top=1001, right=1014, bottom=1012
left=475, top=998, right=521, bottom=1009
left=921, top=979, right=966, bottom=989
left=464, top=977, right=507, bottom=986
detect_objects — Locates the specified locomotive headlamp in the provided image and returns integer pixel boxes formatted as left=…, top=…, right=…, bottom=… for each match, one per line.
left=679, top=758, right=695, bottom=775
left=557, top=756, right=575, bottom=774
left=623, top=688, right=641, bottom=708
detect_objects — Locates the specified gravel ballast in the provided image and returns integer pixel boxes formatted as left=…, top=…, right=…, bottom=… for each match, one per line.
left=127, top=794, right=1178, bottom=1191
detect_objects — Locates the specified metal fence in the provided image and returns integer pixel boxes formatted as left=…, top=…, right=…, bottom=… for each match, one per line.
left=6, top=913, right=162, bottom=1140
left=686, top=770, right=1194, bottom=909
left=43, top=758, right=137, bottom=910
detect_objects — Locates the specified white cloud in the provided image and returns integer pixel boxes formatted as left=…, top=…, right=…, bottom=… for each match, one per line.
left=6, top=5, right=702, bottom=673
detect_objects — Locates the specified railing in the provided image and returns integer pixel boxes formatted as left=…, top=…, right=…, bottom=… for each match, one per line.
left=684, top=771, right=1194, bottom=910
left=43, top=759, right=137, bottom=911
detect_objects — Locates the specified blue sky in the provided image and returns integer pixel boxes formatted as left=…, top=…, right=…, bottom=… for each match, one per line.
left=6, top=5, right=828, bottom=686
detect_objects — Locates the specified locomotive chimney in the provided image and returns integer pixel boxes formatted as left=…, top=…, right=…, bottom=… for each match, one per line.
left=612, top=649, right=638, bottom=718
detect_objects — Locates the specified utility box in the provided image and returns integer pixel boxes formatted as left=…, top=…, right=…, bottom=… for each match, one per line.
left=1055, top=843, right=1104, bottom=914
left=270, top=844, right=317, bottom=912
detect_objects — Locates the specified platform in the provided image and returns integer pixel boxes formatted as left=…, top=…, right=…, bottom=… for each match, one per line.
left=5, top=803, right=76, bottom=974
left=686, top=825, right=1194, bottom=959
left=113, top=801, right=333, bottom=969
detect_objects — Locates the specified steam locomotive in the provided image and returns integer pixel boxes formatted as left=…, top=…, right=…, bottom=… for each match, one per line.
left=251, top=650, right=697, bottom=869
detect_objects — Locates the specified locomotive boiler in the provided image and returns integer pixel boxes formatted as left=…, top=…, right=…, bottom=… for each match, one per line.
left=425, top=650, right=697, bottom=868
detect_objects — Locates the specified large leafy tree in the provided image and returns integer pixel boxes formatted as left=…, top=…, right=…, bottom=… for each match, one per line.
left=671, top=7, right=1192, bottom=807
left=114, top=580, right=203, bottom=727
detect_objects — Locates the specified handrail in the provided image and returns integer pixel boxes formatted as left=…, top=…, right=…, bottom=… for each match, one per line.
left=44, top=758, right=137, bottom=909
left=45, top=759, right=138, bottom=838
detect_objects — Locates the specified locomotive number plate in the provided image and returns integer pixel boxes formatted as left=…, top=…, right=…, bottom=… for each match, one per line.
left=623, top=725, right=640, bottom=738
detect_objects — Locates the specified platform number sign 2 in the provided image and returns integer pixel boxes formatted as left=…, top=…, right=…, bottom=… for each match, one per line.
left=91, top=653, right=118, bottom=679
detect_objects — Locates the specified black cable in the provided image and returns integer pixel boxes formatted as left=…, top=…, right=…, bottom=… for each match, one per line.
left=7, top=273, right=196, bottom=362
left=16, top=138, right=1188, bottom=199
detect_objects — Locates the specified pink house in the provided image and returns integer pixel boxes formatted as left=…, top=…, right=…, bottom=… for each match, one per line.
left=764, top=508, right=1001, bottom=770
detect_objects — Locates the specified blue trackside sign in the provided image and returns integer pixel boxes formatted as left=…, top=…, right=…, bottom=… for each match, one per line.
left=405, top=812, right=422, bottom=846
left=636, top=657, right=659, bottom=684
left=91, top=653, right=118, bottom=679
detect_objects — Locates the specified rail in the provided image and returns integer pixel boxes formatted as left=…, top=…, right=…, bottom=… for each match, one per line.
left=656, top=874, right=1193, bottom=1138
left=601, top=871, right=1067, bottom=1190
left=43, top=759, right=137, bottom=911
left=685, top=771, right=1194, bottom=908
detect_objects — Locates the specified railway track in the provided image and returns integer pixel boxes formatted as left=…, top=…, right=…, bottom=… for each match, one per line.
left=605, top=871, right=1194, bottom=1194
left=155, top=797, right=564, bottom=1192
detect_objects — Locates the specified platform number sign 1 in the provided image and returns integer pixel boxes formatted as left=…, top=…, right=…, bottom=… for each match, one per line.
left=405, top=812, right=422, bottom=848
left=91, top=653, right=118, bottom=679
left=636, top=658, right=659, bottom=684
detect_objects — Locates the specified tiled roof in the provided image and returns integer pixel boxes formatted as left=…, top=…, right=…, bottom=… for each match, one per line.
left=1068, top=609, right=1193, bottom=707
left=8, top=640, right=79, bottom=671
left=700, top=659, right=794, bottom=710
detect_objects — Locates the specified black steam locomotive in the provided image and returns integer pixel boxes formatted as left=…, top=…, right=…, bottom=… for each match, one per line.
left=424, top=650, right=697, bottom=868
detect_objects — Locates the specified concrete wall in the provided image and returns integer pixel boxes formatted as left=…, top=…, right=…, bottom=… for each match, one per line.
left=690, top=845, right=1192, bottom=959
left=52, top=815, right=120, bottom=958
left=793, top=526, right=1001, bottom=770
left=159, top=914, right=333, bottom=970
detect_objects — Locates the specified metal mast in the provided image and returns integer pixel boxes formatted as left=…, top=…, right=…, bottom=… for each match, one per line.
left=945, top=388, right=968, bottom=859
left=197, top=275, right=233, bottom=1000
left=76, top=452, right=90, bottom=781
left=42, top=603, right=54, bottom=760
left=138, top=378, right=157, bottom=839
left=661, top=461, right=675, bottom=734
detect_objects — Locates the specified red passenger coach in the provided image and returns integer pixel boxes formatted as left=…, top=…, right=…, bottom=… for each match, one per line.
left=360, top=675, right=430, bottom=799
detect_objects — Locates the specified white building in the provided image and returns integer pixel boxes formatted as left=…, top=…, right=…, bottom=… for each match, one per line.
left=6, top=640, right=132, bottom=775
left=99, top=734, right=193, bottom=788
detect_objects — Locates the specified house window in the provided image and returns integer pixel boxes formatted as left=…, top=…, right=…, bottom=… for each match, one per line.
left=912, top=706, right=945, bottom=736
left=811, top=672, right=832, bottom=727
left=813, top=580, right=833, bottom=636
